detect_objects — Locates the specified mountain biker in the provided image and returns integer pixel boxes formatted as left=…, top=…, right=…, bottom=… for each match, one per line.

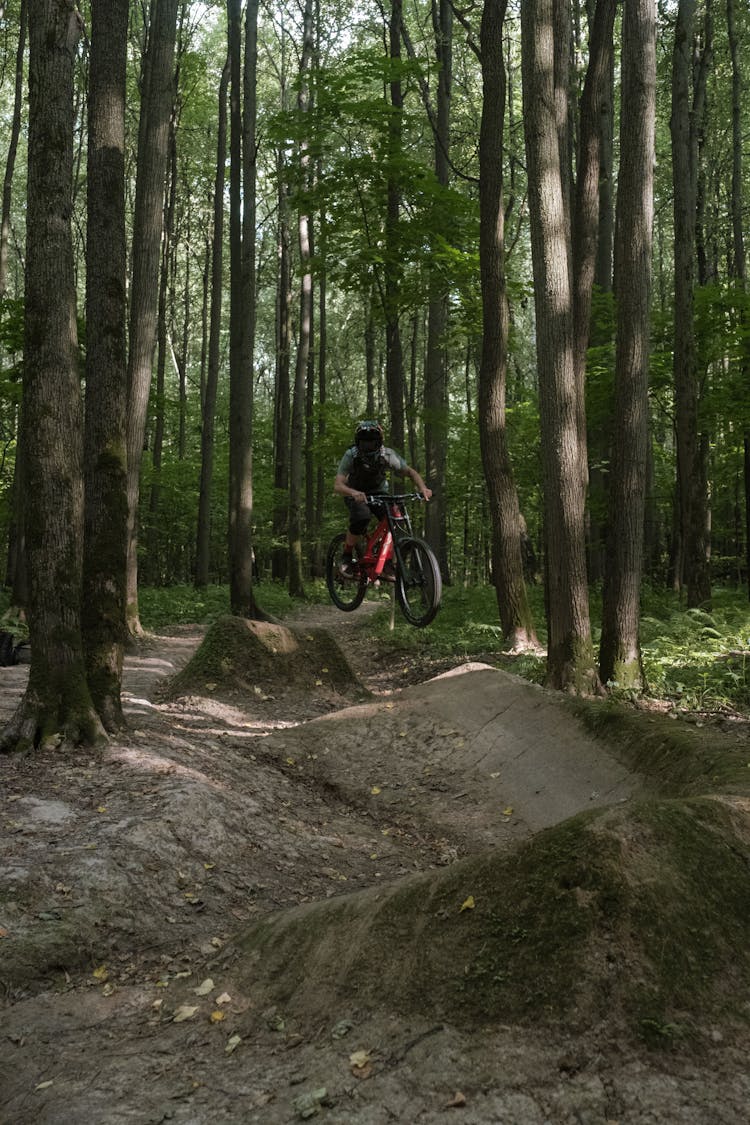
left=333, top=420, right=432, bottom=578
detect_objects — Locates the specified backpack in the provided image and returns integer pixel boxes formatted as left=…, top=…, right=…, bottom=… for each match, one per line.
left=348, top=446, right=386, bottom=491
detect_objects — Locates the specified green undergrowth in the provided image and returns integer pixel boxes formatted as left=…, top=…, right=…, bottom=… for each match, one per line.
left=235, top=796, right=750, bottom=1045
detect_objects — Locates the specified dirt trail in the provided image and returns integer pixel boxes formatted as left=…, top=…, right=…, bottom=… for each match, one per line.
left=1, top=604, right=748, bottom=1124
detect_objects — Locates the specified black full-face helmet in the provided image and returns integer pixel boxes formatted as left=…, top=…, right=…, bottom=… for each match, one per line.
left=354, top=420, right=384, bottom=457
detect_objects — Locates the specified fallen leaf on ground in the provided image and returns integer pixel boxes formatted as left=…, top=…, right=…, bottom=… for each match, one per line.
left=193, top=978, right=214, bottom=996
left=92, top=965, right=109, bottom=982
left=34, top=1081, right=54, bottom=1092
left=210, top=1010, right=226, bottom=1023
left=172, top=1005, right=199, bottom=1022
left=216, top=991, right=232, bottom=1005
left=459, top=895, right=475, bottom=912
left=445, top=1090, right=467, bottom=1107
left=225, top=1034, right=242, bottom=1055
left=370, top=786, right=381, bottom=795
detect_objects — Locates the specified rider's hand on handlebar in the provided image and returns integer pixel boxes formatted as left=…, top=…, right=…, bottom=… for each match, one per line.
left=350, top=489, right=367, bottom=504
left=421, top=487, right=433, bottom=501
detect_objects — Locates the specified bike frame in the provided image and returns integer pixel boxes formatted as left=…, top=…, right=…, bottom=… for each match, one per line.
left=356, top=493, right=420, bottom=585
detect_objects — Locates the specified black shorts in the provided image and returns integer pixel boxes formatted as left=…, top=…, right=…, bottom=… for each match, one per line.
left=344, top=496, right=385, bottom=536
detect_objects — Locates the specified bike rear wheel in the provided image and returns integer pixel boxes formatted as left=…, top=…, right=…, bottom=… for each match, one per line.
left=395, top=537, right=442, bottom=627
left=326, top=532, right=367, bottom=611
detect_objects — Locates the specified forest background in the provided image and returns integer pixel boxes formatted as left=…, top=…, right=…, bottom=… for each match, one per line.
left=1, top=0, right=750, bottom=740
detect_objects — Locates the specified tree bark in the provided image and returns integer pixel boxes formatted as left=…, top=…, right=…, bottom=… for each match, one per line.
left=670, top=0, right=712, bottom=607
left=2, top=0, right=104, bottom=752
left=195, top=57, right=229, bottom=589
left=599, top=0, right=656, bottom=689
left=0, top=0, right=26, bottom=297
left=423, top=0, right=452, bottom=581
left=384, top=0, right=405, bottom=451
left=478, top=0, right=538, bottom=652
left=288, top=0, right=314, bottom=598
left=125, top=0, right=179, bottom=636
left=521, top=0, right=600, bottom=693
left=82, top=0, right=130, bottom=731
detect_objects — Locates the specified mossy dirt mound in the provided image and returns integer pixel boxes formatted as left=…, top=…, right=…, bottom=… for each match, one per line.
left=232, top=795, right=750, bottom=1046
left=161, top=614, right=366, bottom=706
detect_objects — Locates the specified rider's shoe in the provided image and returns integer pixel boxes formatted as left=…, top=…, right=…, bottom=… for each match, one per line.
left=382, top=561, right=396, bottom=583
left=339, top=556, right=356, bottom=579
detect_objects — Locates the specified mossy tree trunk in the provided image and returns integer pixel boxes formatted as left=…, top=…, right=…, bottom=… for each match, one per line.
left=82, top=0, right=130, bottom=731
left=2, top=0, right=104, bottom=753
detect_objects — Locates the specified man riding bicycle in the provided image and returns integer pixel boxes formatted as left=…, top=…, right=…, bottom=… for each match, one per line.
left=333, top=420, right=432, bottom=578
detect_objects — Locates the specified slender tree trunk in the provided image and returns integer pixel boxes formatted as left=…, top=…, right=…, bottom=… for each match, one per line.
left=478, top=0, right=538, bottom=652
left=2, top=0, right=104, bottom=753
left=384, top=0, right=405, bottom=450
left=125, top=0, right=179, bottom=636
left=423, top=0, right=452, bottom=580
left=288, top=0, right=314, bottom=598
left=0, top=0, right=26, bottom=297
left=670, top=0, right=712, bottom=607
left=727, top=0, right=749, bottom=597
left=195, top=57, right=229, bottom=588
left=228, top=0, right=265, bottom=617
left=599, top=0, right=656, bottom=689
left=272, top=149, right=292, bottom=581
left=521, top=0, right=600, bottom=693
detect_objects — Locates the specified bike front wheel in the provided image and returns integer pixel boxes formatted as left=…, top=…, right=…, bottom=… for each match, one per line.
left=325, top=532, right=367, bottom=611
left=395, top=537, right=442, bottom=627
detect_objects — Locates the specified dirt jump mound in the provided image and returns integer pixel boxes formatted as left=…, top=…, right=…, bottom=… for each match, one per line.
left=224, top=794, right=750, bottom=1048
left=162, top=614, right=366, bottom=711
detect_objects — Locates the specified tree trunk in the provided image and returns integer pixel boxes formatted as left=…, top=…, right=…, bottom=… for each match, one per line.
left=272, top=146, right=292, bottom=582
left=521, top=0, right=600, bottom=693
left=599, top=0, right=656, bottom=689
left=423, top=0, right=452, bottom=581
left=727, top=0, right=749, bottom=597
left=288, top=0, right=314, bottom=599
left=125, top=0, right=179, bottom=636
left=0, top=0, right=26, bottom=297
left=228, top=0, right=265, bottom=618
left=670, top=0, right=712, bottom=607
left=384, top=0, right=405, bottom=451
left=478, top=0, right=538, bottom=652
left=82, top=0, right=130, bottom=731
left=2, top=0, right=104, bottom=753
left=195, top=57, right=229, bottom=589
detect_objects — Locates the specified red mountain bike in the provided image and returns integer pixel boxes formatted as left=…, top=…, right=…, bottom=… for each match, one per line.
left=325, top=493, right=442, bottom=628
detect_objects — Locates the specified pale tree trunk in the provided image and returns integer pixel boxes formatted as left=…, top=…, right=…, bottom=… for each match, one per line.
left=288, top=0, right=314, bottom=599
left=82, top=0, right=130, bottom=731
left=125, top=0, right=179, bottom=636
left=423, top=0, right=451, bottom=580
left=670, top=0, right=712, bottom=607
left=228, top=0, right=266, bottom=617
left=384, top=0, right=405, bottom=450
left=521, top=0, right=600, bottom=693
left=272, top=146, right=292, bottom=581
left=478, top=0, right=538, bottom=652
left=599, top=0, right=656, bottom=689
left=195, top=57, right=229, bottom=588
left=2, top=0, right=104, bottom=753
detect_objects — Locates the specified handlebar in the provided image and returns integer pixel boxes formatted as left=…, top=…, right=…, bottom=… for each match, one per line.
left=364, top=492, right=427, bottom=505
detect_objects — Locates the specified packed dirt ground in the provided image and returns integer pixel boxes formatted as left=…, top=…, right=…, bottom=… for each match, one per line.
left=1, top=597, right=750, bottom=1124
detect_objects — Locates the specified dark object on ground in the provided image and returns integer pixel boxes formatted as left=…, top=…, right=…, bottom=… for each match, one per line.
left=0, top=631, right=27, bottom=667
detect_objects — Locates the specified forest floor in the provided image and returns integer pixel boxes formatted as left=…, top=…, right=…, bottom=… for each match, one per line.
left=1, top=595, right=750, bottom=1124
